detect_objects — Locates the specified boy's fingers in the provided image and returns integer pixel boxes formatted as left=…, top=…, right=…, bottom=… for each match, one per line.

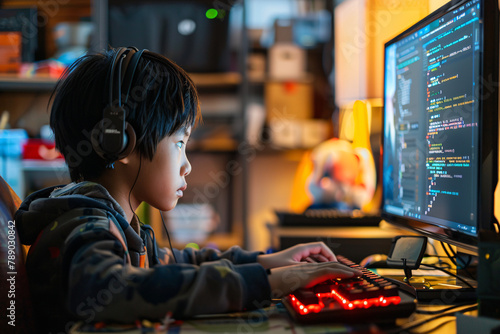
left=311, top=254, right=330, bottom=262
left=318, top=245, right=337, bottom=262
left=306, top=242, right=336, bottom=262
left=330, top=269, right=359, bottom=279
left=320, top=262, right=363, bottom=276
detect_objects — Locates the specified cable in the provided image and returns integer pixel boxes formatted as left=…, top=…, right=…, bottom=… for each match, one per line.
left=416, top=301, right=476, bottom=315
left=439, top=241, right=476, bottom=280
left=160, top=210, right=178, bottom=264
left=125, top=153, right=178, bottom=264
left=420, top=263, right=474, bottom=289
left=385, top=304, right=477, bottom=334
left=128, top=155, right=142, bottom=224
left=426, top=241, right=443, bottom=266
left=407, top=318, right=455, bottom=334
left=441, top=242, right=472, bottom=270
left=421, top=255, right=452, bottom=269
left=382, top=276, right=417, bottom=298
left=440, top=241, right=457, bottom=266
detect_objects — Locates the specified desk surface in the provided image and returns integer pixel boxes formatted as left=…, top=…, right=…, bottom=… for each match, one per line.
left=71, top=302, right=479, bottom=334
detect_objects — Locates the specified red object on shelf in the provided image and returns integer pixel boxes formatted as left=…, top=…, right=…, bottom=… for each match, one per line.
left=23, top=139, right=63, bottom=160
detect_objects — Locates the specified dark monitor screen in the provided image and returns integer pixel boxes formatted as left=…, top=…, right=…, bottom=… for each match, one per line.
left=107, top=0, right=232, bottom=73
left=382, top=0, right=498, bottom=253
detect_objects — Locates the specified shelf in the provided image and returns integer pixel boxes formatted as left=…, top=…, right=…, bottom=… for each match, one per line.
left=22, top=159, right=68, bottom=172
left=0, top=74, right=58, bottom=91
left=170, top=232, right=243, bottom=251
left=0, top=72, right=241, bottom=91
left=188, top=72, right=242, bottom=87
left=187, top=139, right=239, bottom=153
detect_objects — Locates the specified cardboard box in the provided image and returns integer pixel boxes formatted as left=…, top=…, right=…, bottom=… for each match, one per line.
left=0, top=32, right=21, bottom=73
left=268, top=118, right=330, bottom=149
left=265, top=80, right=313, bottom=121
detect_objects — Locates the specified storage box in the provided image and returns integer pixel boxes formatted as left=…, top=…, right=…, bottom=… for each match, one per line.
left=0, top=7, right=37, bottom=63
left=0, top=32, right=21, bottom=73
left=23, top=139, right=63, bottom=161
left=0, top=129, right=28, bottom=197
left=265, top=80, right=313, bottom=121
left=165, top=204, right=218, bottom=244
left=269, top=118, right=330, bottom=149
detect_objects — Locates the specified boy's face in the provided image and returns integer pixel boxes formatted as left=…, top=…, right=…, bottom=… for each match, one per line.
left=135, top=126, right=192, bottom=211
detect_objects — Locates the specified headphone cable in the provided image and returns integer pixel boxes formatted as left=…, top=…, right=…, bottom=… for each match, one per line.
left=160, top=210, right=178, bottom=263
left=128, top=155, right=142, bottom=224
left=126, top=155, right=177, bottom=264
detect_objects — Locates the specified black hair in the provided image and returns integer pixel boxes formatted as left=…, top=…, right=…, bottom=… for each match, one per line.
left=49, top=48, right=201, bottom=181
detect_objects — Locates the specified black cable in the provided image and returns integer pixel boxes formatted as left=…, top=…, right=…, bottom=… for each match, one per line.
left=421, top=255, right=452, bottom=269
left=441, top=242, right=472, bottom=270
left=125, top=154, right=178, bottom=264
left=128, top=155, right=142, bottom=224
left=160, top=210, right=178, bottom=264
left=407, top=318, right=455, bottom=334
left=416, top=301, right=476, bottom=315
left=439, top=241, right=476, bottom=280
left=420, top=263, right=474, bottom=289
left=440, top=241, right=458, bottom=266
left=460, top=255, right=472, bottom=268
left=385, top=304, right=477, bottom=334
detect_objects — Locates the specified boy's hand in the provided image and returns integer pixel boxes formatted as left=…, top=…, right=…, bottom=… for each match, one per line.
left=257, top=242, right=337, bottom=269
left=267, top=262, right=362, bottom=298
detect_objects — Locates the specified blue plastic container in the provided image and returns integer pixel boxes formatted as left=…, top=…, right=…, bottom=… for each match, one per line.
left=0, top=129, right=28, bottom=198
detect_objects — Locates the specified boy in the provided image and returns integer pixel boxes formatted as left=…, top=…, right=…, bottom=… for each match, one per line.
left=15, top=47, right=360, bottom=334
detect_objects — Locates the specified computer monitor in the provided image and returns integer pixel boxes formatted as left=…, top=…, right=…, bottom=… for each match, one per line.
left=382, top=0, right=499, bottom=255
left=106, top=0, right=233, bottom=73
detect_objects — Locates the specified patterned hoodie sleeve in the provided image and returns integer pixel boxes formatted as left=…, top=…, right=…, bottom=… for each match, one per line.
left=155, top=241, right=263, bottom=266
left=63, top=213, right=271, bottom=324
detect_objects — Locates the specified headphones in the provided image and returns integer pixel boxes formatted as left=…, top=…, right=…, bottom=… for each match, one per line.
left=92, top=47, right=146, bottom=163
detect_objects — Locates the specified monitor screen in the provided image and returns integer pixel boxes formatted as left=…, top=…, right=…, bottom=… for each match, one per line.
left=382, top=0, right=498, bottom=253
left=107, top=0, right=233, bottom=73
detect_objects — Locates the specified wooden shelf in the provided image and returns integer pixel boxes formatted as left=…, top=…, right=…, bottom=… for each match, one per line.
left=170, top=232, right=243, bottom=251
left=0, top=74, right=58, bottom=91
left=0, top=72, right=242, bottom=91
left=189, top=72, right=241, bottom=87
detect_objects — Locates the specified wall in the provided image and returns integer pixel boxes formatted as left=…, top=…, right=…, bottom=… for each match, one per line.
left=247, top=152, right=303, bottom=251
left=334, top=0, right=449, bottom=106
left=246, top=0, right=464, bottom=252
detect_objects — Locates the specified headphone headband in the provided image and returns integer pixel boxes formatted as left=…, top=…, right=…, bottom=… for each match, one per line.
left=92, top=47, right=145, bottom=163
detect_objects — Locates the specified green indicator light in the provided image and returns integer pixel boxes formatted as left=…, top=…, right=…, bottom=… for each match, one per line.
left=206, top=8, right=218, bottom=19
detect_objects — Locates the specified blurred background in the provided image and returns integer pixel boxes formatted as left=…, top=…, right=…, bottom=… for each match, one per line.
left=0, top=0, right=450, bottom=256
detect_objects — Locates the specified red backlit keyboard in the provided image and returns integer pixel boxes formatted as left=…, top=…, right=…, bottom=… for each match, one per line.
left=282, top=255, right=417, bottom=324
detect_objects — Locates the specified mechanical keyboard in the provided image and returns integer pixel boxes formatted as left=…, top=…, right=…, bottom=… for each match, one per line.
left=282, top=255, right=417, bottom=324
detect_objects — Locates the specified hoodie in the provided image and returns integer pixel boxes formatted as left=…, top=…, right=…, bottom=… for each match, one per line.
left=15, top=182, right=271, bottom=333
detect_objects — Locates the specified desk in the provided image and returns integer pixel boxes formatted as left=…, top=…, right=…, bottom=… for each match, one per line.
left=70, top=301, right=484, bottom=334
left=267, top=223, right=404, bottom=263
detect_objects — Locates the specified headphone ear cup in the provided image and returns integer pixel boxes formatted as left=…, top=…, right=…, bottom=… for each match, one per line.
left=91, top=121, right=107, bottom=160
left=91, top=122, right=136, bottom=161
left=116, top=122, right=137, bottom=160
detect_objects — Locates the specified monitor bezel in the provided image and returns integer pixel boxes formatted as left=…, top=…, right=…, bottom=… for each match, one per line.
left=381, top=0, right=499, bottom=253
